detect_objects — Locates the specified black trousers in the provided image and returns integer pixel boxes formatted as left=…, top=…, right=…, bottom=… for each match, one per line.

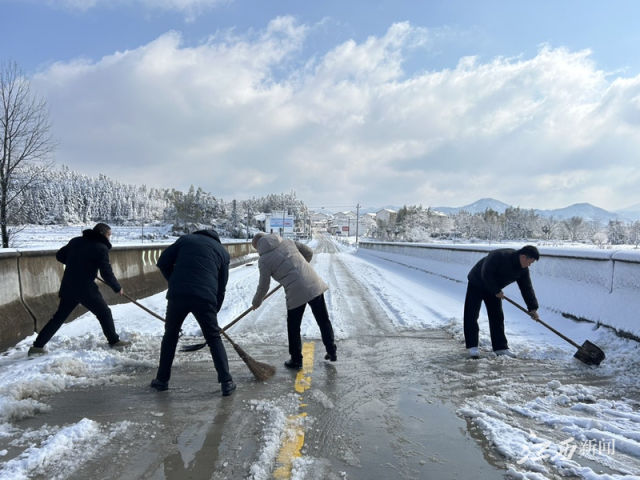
left=34, top=293, right=120, bottom=348
left=156, top=296, right=232, bottom=384
left=287, top=294, right=336, bottom=363
left=463, top=282, right=508, bottom=351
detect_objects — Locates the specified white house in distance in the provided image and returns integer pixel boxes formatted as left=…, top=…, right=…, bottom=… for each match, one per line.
left=331, top=211, right=379, bottom=237
left=333, top=211, right=357, bottom=221
left=310, top=211, right=333, bottom=229
left=376, top=208, right=397, bottom=224
left=332, top=211, right=357, bottom=235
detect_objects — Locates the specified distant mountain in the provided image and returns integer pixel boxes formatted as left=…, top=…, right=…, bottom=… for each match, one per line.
left=319, top=199, right=638, bottom=223
left=432, top=198, right=511, bottom=215
left=614, top=203, right=640, bottom=222
left=428, top=198, right=633, bottom=223
left=535, top=203, right=632, bottom=223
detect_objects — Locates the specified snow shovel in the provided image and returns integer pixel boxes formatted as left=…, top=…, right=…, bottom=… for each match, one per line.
left=180, top=284, right=283, bottom=352
left=503, top=296, right=605, bottom=366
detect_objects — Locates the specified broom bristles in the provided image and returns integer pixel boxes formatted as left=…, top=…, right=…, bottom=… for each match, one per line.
left=223, top=332, right=276, bottom=381
left=231, top=342, right=276, bottom=381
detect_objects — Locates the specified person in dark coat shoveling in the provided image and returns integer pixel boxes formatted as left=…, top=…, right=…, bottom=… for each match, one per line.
left=152, top=229, right=235, bottom=396
left=464, top=245, right=540, bottom=359
left=251, top=232, right=337, bottom=370
left=28, top=223, right=130, bottom=355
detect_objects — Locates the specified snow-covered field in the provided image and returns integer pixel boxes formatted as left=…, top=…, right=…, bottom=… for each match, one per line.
left=9, top=223, right=640, bottom=251
left=0, top=230, right=639, bottom=478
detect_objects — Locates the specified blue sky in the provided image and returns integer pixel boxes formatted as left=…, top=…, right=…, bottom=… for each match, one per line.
left=2, top=0, right=640, bottom=211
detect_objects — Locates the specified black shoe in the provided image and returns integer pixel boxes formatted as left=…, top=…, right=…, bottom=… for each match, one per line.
left=221, top=380, right=236, bottom=396
left=324, top=352, right=337, bottom=362
left=150, top=378, right=169, bottom=391
left=284, top=359, right=303, bottom=370
left=28, top=346, right=47, bottom=356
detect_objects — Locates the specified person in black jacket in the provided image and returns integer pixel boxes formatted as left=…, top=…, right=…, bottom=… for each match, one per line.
left=151, top=229, right=235, bottom=396
left=28, top=223, right=130, bottom=355
left=464, top=245, right=540, bottom=359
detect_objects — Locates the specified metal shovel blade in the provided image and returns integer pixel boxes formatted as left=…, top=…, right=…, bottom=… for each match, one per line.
left=573, top=340, right=606, bottom=366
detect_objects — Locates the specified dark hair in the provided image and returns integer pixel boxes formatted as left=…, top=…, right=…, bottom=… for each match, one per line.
left=93, top=223, right=111, bottom=235
left=518, top=245, right=540, bottom=260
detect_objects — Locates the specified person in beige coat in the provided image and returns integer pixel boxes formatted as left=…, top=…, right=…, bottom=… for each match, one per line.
left=252, top=232, right=337, bottom=370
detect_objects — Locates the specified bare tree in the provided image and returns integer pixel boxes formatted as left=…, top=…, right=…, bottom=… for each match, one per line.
left=0, top=60, right=56, bottom=247
left=607, top=219, right=627, bottom=245
left=628, top=221, right=640, bottom=249
left=540, top=215, right=559, bottom=240
left=562, top=216, right=585, bottom=242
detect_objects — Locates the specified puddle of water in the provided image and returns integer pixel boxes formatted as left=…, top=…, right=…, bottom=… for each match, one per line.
left=156, top=406, right=230, bottom=479
left=395, top=387, right=506, bottom=479
left=318, top=385, right=506, bottom=480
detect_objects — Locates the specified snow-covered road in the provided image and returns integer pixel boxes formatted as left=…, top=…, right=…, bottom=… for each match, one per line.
left=1, top=234, right=639, bottom=479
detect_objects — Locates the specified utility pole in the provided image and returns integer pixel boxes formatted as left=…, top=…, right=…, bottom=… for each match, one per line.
left=247, top=203, right=250, bottom=240
left=355, top=203, right=360, bottom=248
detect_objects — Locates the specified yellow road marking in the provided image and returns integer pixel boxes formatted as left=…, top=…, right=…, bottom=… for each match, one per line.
left=273, top=341, right=315, bottom=479
left=295, top=342, right=314, bottom=393
left=273, top=413, right=308, bottom=479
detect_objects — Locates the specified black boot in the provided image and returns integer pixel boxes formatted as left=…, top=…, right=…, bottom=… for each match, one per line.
left=150, top=378, right=169, bottom=391
left=221, top=380, right=236, bottom=396
left=324, top=352, right=337, bottom=362
left=284, top=359, right=303, bottom=370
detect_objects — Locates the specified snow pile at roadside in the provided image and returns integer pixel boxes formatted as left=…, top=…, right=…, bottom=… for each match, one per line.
left=0, top=419, right=131, bottom=480
left=459, top=372, right=640, bottom=478
left=0, top=345, right=144, bottom=426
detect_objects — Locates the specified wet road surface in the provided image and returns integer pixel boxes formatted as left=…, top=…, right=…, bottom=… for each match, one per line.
left=3, top=234, right=639, bottom=479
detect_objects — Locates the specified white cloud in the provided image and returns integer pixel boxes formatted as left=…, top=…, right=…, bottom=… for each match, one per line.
left=31, top=18, right=640, bottom=210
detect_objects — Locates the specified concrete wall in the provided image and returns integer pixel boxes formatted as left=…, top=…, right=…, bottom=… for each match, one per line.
left=359, top=241, right=640, bottom=339
left=0, top=251, right=34, bottom=351
left=0, top=241, right=256, bottom=351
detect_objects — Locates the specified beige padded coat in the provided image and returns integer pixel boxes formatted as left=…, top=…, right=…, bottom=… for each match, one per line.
left=252, top=234, right=329, bottom=310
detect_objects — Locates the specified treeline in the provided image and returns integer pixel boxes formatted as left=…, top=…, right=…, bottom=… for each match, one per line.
left=13, top=166, right=306, bottom=238
left=377, top=205, right=640, bottom=247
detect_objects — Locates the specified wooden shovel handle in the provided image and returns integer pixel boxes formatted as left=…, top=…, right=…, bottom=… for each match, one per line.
left=503, top=295, right=580, bottom=349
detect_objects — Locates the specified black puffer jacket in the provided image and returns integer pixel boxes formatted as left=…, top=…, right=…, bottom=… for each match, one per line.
left=57, top=229, right=121, bottom=299
left=156, top=230, right=230, bottom=309
left=467, top=248, right=538, bottom=311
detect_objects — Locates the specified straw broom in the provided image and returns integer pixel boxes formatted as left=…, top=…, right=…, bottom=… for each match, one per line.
left=219, top=330, right=276, bottom=381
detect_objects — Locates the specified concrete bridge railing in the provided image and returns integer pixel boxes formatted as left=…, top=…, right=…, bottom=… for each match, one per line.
left=0, top=241, right=256, bottom=352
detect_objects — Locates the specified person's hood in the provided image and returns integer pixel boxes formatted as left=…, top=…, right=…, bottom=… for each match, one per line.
left=256, top=233, right=281, bottom=255
left=82, top=229, right=112, bottom=249
left=193, top=229, right=222, bottom=244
